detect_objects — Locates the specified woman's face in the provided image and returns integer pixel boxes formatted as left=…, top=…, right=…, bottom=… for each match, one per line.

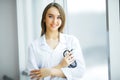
left=45, top=7, right=62, bottom=32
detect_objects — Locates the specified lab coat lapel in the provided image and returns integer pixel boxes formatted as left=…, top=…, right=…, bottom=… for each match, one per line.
left=39, top=35, right=52, bottom=53
left=53, top=33, right=67, bottom=53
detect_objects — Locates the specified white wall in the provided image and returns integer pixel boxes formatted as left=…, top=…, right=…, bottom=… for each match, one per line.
left=0, top=0, right=19, bottom=80
left=108, top=0, right=120, bottom=80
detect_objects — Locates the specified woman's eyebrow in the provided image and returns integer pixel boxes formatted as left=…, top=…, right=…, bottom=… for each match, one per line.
left=48, top=13, right=60, bottom=17
left=48, top=14, right=53, bottom=16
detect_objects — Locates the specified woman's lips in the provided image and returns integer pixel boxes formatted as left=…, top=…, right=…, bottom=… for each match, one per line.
left=50, top=24, right=57, bottom=28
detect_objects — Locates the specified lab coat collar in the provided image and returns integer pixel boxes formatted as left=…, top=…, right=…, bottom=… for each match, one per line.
left=40, top=35, right=47, bottom=46
left=59, top=33, right=66, bottom=44
left=40, top=33, right=66, bottom=46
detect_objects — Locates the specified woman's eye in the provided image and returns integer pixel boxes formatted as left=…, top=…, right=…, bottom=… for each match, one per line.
left=49, top=15, right=53, bottom=18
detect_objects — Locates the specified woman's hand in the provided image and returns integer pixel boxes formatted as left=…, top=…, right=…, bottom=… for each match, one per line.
left=50, top=52, right=75, bottom=78
left=30, top=68, right=51, bottom=80
left=58, top=52, right=75, bottom=68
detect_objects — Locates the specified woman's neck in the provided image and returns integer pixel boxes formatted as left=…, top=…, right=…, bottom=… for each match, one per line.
left=45, top=31, right=59, bottom=40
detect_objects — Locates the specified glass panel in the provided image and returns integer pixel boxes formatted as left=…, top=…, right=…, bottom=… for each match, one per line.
left=66, top=0, right=109, bottom=80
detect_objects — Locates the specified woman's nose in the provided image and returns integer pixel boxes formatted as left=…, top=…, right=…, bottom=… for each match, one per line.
left=53, top=18, right=57, bottom=24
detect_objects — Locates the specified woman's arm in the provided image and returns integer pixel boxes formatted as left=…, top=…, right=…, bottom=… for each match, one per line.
left=30, top=52, right=75, bottom=79
left=51, top=52, right=75, bottom=77
left=60, top=36, right=86, bottom=80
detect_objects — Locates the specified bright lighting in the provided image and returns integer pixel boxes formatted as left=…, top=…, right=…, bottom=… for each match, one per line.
left=83, top=65, right=108, bottom=80
left=67, top=0, right=106, bottom=13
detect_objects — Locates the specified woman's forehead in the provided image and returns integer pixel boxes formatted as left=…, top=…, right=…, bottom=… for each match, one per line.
left=46, top=7, right=60, bottom=15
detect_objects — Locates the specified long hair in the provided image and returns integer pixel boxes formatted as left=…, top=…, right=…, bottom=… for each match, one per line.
left=41, top=2, right=66, bottom=36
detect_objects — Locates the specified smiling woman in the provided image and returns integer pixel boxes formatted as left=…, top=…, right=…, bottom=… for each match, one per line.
left=26, top=2, right=85, bottom=80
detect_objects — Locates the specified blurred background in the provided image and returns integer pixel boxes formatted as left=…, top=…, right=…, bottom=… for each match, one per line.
left=0, top=0, right=119, bottom=80
left=67, top=0, right=108, bottom=80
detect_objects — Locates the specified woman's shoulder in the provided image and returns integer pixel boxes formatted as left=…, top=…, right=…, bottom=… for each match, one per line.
left=28, top=37, right=43, bottom=48
left=61, top=33, right=78, bottom=41
left=61, top=33, right=80, bottom=47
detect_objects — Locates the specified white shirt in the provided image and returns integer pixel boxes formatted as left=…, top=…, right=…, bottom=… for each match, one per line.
left=27, top=33, right=85, bottom=80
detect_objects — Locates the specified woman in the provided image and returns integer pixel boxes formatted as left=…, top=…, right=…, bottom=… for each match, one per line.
left=27, top=2, right=85, bottom=80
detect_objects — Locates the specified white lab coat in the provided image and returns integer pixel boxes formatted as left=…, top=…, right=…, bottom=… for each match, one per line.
left=27, top=33, right=86, bottom=80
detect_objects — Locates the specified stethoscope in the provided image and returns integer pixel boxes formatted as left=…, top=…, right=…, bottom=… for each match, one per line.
left=63, top=49, right=77, bottom=68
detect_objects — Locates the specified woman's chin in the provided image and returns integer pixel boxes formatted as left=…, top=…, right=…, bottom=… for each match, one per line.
left=50, top=27, right=59, bottom=31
